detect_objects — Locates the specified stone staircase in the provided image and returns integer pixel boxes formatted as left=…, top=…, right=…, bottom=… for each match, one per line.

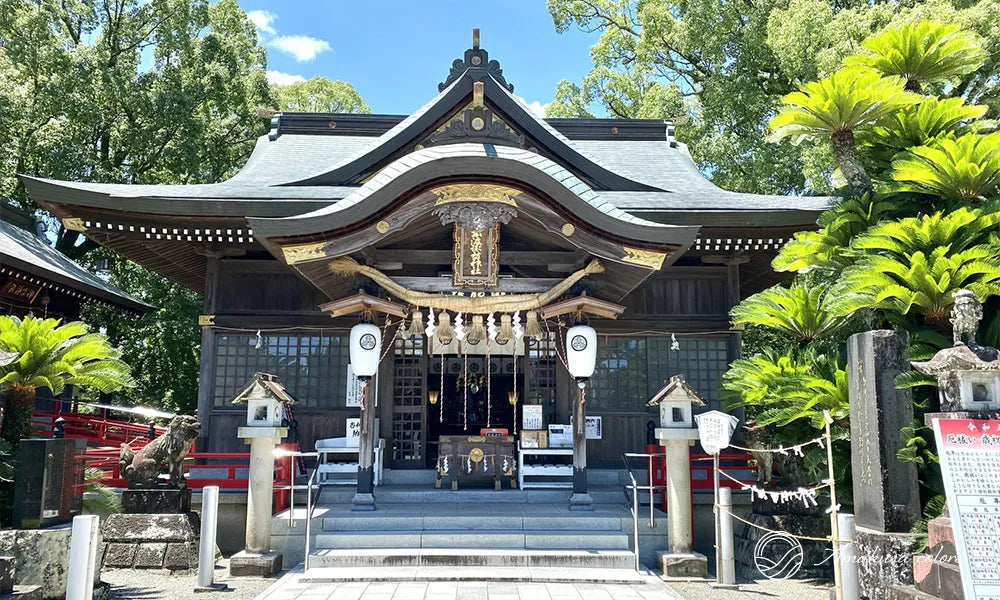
left=270, top=469, right=669, bottom=580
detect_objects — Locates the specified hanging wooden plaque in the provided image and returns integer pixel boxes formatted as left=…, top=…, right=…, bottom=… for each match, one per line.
left=453, top=223, right=499, bottom=288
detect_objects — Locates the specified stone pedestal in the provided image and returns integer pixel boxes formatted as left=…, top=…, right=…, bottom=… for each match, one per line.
left=236, top=426, right=285, bottom=576
left=100, top=513, right=201, bottom=571
left=657, top=551, right=708, bottom=578
left=888, top=515, right=963, bottom=600
left=229, top=550, right=283, bottom=577
left=654, top=427, right=706, bottom=578
left=122, top=488, right=192, bottom=514
left=855, top=526, right=921, bottom=600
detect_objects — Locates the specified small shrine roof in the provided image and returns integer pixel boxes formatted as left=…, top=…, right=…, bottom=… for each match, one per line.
left=647, top=375, right=708, bottom=407
left=231, top=372, right=297, bottom=405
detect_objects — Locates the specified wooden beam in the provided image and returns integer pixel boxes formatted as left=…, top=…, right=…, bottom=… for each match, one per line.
left=373, top=249, right=583, bottom=266
left=389, top=276, right=562, bottom=293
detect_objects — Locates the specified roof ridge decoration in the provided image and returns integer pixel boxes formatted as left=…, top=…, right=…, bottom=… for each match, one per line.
left=438, top=28, right=514, bottom=93
left=421, top=81, right=525, bottom=149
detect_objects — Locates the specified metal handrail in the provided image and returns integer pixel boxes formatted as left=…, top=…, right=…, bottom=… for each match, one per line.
left=304, top=467, right=318, bottom=571
left=622, top=451, right=671, bottom=573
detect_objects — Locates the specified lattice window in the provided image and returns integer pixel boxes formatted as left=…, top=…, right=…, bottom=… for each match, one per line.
left=527, top=333, right=557, bottom=421
left=392, top=336, right=425, bottom=462
left=648, top=336, right=731, bottom=410
left=588, top=337, right=649, bottom=412
left=214, top=332, right=349, bottom=408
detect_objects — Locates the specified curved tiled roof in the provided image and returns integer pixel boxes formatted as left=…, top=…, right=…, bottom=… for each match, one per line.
left=249, top=143, right=698, bottom=247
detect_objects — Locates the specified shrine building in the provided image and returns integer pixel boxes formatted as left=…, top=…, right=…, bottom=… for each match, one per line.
left=21, top=34, right=828, bottom=476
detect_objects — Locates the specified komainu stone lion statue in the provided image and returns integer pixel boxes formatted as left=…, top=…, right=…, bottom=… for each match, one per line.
left=119, top=415, right=200, bottom=487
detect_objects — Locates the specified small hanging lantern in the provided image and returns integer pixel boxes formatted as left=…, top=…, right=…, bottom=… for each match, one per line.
left=566, top=321, right=597, bottom=385
left=350, top=320, right=381, bottom=380
left=507, top=391, right=518, bottom=406
left=428, top=390, right=440, bottom=405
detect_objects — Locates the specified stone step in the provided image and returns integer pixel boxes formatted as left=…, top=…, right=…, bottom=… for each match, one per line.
left=296, top=564, right=657, bottom=584
left=313, top=529, right=630, bottom=551
left=315, top=486, right=631, bottom=504
left=307, top=548, right=637, bottom=569
left=321, top=514, right=625, bottom=532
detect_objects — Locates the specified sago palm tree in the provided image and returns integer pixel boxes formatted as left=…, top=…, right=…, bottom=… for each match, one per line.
left=830, top=246, right=1000, bottom=327
left=850, top=207, right=1000, bottom=258
left=860, top=97, right=989, bottom=171
left=770, top=67, right=920, bottom=193
left=0, top=316, right=134, bottom=445
left=890, top=132, right=1000, bottom=200
left=730, top=284, right=848, bottom=345
left=773, top=194, right=894, bottom=273
left=847, top=20, right=986, bottom=93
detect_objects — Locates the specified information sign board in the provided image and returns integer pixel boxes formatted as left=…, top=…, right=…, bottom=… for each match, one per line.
left=694, top=410, right=739, bottom=454
left=522, top=404, right=543, bottom=431
left=932, top=418, right=1000, bottom=600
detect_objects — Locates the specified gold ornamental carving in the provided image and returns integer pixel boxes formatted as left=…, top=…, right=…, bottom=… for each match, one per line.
left=621, top=247, right=667, bottom=270
left=432, top=183, right=519, bottom=207
left=282, top=241, right=329, bottom=265
left=561, top=223, right=575, bottom=237
left=198, top=315, right=216, bottom=326
left=62, top=217, right=87, bottom=232
left=469, top=448, right=485, bottom=463
left=376, top=220, right=390, bottom=234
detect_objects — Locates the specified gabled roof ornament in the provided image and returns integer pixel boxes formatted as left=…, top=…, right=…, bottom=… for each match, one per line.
left=438, top=28, right=515, bottom=93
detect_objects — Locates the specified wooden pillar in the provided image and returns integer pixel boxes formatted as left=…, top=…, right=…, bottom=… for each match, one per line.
left=352, top=380, right=377, bottom=511
left=196, top=256, right=221, bottom=451
left=570, top=384, right=593, bottom=511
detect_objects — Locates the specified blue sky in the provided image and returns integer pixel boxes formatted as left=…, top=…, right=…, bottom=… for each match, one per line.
left=238, top=1, right=601, bottom=116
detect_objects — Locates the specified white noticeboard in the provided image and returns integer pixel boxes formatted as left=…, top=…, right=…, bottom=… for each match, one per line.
left=346, top=417, right=361, bottom=447
left=585, top=416, right=602, bottom=440
left=933, top=418, right=1000, bottom=600
left=694, top=410, right=740, bottom=454
left=522, top=405, right=543, bottom=430
left=346, top=364, right=361, bottom=408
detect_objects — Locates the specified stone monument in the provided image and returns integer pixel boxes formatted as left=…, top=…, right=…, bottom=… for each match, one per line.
left=847, top=330, right=922, bottom=600
left=101, top=415, right=204, bottom=571
left=229, top=373, right=294, bottom=576
left=889, top=290, right=1000, bottom=600
left=649, top=375, right=709, bottom=578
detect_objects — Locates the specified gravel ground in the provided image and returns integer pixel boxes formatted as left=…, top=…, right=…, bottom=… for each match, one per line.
left=669, top=578, right=832, bottom=600
left=101, top=559, right=279, bottom=600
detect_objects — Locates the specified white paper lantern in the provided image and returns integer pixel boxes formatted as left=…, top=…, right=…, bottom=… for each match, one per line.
left=350, top=323, right=381, bottom=378
left=566, top=324, right=597, bottom=380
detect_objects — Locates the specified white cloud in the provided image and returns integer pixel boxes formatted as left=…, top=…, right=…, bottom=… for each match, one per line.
left=267, top=70, right=306, bottom=86
left=523, top=100, right=550, bottom=118
left=247, top=10, right=277, bottom=35
left=268, top=35, right=331, bottom=62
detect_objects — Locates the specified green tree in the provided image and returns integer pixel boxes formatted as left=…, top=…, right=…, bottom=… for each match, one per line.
left=0, top=0, right=273, bottom=257
left=0, top=316, right=134, bottom=445
left=846, top=21, right=986, bottom=93
left=548, top=0, right=1000, bottom=194
left=769, top=67, right=921, bottom=193
left=890, top=132, right=1000, bottom=201
left=271, top=76, right=370, bottom=113
left=730, top=284, right=848, bottom=346
left=80, top=257, right=202, bottom=414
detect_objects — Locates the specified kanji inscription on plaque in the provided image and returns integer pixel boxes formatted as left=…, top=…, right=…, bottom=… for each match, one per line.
left=933, top=418, right=1000, bottom=600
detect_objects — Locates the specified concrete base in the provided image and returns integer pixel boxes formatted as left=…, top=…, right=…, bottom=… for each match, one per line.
left=350, top=493, right=376, bottom=512
left=193, top=583, right=230, bottom=593
left=568, top=493, right=594, bottom=511
left=230, top=550, right=283, bottom=577
left=101, top=513, right=201, bottom=571
left=657, top=551, right=708, bottom=578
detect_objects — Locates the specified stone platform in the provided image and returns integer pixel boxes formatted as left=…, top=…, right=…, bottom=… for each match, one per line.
left=101, top=513, right=200, bottom=571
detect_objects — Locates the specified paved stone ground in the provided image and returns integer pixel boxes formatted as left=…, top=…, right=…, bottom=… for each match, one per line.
left=100, top=560, right=830, bottom=600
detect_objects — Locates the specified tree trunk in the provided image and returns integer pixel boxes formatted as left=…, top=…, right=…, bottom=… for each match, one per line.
left=1, top=383, right=36, bottom=446
left=831, top=130, right=872, bottom=195
left=904, top=79, right=922, bottom=94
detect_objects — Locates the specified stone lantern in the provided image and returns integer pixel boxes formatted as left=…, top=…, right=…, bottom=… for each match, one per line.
left=647, top=375, right=708, bottom=577
left=912, top=290, right=1000, bottom=413
left=229, top=372, right=295, bottom=576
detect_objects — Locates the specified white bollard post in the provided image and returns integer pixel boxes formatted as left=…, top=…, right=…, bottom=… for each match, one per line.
left=839, top=513, right=860, bottom=600
left=66, top=515, right=99, bottom=600
left=718, top=487, right=737, bottom=586
left=196, top=486, right=223, bottom=591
